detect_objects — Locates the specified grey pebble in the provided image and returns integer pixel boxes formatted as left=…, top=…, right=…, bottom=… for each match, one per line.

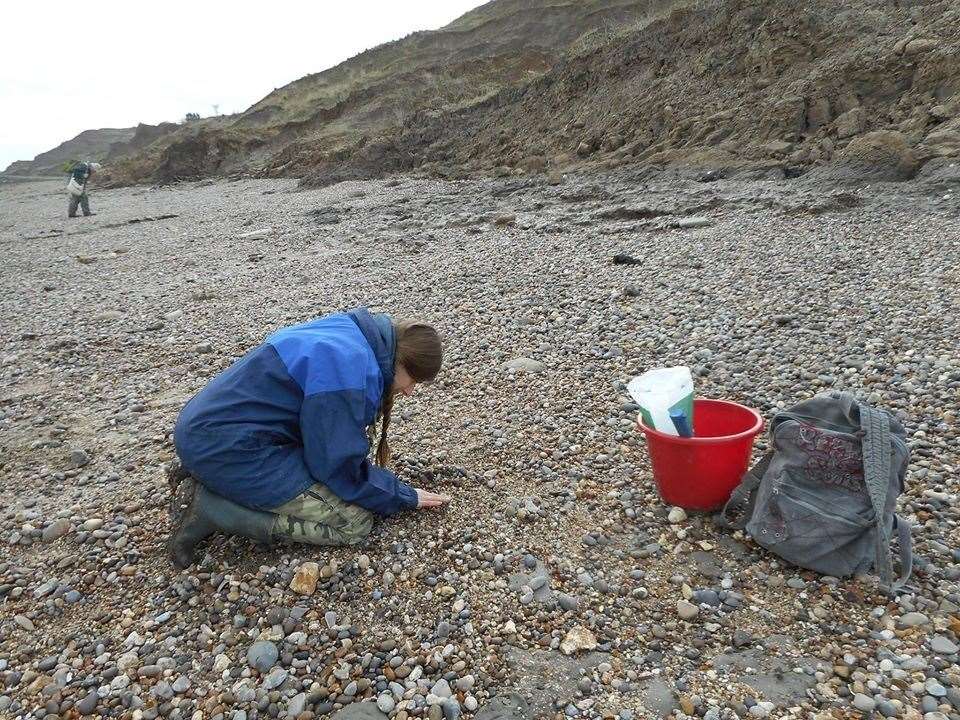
left=246, top=641, right=279, bottom=672
left=431, top=679, right=453, bottom=699
left=877, top=701, right=898, bottom=718
left=286, top=693, right=307, bottom=718
left=76, top=691, right=99, bottom=715
left=42, top=518, right=71, bottom=543
left=151, top=681, right=173, bottom=701
left=443, top=699, right=462, bottom=720
left=377, top=694, right=396, bottom=713
left=852, top=694, right=876, bottom=713
left=931, top=635, right=959, bottom=655
left=264, top=667, right=289, bottom=690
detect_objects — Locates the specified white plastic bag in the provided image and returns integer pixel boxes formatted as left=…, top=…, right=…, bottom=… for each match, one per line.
left=628, top=366, right=694, bottom=436
left=67, top=177, right=85, bottom=196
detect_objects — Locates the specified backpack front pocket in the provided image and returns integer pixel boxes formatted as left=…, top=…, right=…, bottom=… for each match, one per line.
left=748, top=486, right=873, bottom=577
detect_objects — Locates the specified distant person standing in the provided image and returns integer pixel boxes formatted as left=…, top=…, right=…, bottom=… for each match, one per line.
left=66, top=161, right=102, bottom=218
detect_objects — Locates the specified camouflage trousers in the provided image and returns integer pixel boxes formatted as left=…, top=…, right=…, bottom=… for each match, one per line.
left=68, top=192, right=91, bottom=217
left=270, top=483, right=374, bottom=546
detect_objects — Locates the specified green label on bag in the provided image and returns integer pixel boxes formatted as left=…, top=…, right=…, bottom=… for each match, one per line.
left=639, top=392, right=694, bottom=433
left=669, top=393, right=695, bottom=425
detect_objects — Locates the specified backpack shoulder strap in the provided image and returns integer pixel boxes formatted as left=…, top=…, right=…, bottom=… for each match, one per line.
left=860, top=403, right=911, bottom=593
left=718, top=451, right=772, bottom=529
left=894, top=513, right=914, bottom=592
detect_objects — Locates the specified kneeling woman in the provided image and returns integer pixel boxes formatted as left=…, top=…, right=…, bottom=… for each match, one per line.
left=168, top=307, right=448, bottom=568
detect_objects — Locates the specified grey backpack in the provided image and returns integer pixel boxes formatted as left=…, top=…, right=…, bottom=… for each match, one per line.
left=721, top=391, right=912, bottom=593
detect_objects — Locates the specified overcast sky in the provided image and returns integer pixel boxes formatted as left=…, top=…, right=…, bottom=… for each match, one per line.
left=0, top=0, right=487, bottom=172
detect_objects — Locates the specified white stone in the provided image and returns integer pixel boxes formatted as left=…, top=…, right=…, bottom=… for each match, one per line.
left=560, top=626, right=598, bottom=656
left=503, top=357, right=545, bottom=373
left=676, top=600, right=699, bottom=620
left=238, top=228, right=273, bottom=240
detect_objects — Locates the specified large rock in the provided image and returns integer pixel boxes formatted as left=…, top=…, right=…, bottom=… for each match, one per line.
left=764, top=95, right=806, bottom=141
left=805, top=131, right=917, bottom=184
left=897, top=611, right=930, bottom=628
left=852, top=693, right=876, bottom=713
left=430, top=678, right=453, bottom=700
left=922, top=119, right=960, bottom=157
left=329, top=703, right=389, bottom=720
left=520, top=156, right=547, bottom=173
left=638, top=677, right=680, bottom=717
left=672, top=216, right=713, bottom=229
left=931, top=635, right=959, bottom=655
left=761, top=140, right=794, bottom=157
left=502, top=646, right=607, bottom=717
left=838, top=131, right=917, bottom=179
left=806, top=97, right=832, bottom=129
left=712, top=648, right=817, bottom=705
left=903, top=38, right=938, bottom=56
left=263, top=667, right=288, bottom=690
left=42, top=519, right=71, bottom=543
left=915, top=156, right=960, bottom=188
left=376, top=694, right=396, bottom=713
left=503, top=357, right=544, bottom=373
left=289, top=562, right=320, bottom=595
left=834, top=107, right=867, bottom=139
left=286, top=693, right=307, bottom=718
left=560, top=626, right=597, bottom=655
left=475, top=694, right=531, bottom=720
left=67, top=449, right=91, bottom=468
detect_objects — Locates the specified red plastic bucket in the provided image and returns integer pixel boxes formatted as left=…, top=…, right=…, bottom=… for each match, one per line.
left=638, top=399, right=764, bottom=511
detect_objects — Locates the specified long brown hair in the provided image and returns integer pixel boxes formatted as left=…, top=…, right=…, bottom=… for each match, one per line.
left=372, top=320, right=443, bottom=466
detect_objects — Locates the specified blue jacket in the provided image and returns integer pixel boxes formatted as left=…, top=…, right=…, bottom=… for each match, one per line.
left=173, top=308, right=419, bottom=514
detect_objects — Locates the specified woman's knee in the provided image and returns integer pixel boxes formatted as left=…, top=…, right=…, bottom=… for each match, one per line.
left=172, top=420, right=194, bottom=467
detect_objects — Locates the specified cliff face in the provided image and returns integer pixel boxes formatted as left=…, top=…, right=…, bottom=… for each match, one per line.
left=25, top=0, right=960, bottom=187
left=98, top=0, right=671, bottom=185
left=301, top=0, right=960, bottom=186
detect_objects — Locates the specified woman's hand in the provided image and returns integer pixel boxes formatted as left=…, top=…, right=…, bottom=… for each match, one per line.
left=415, top=489, right=451, bottom=509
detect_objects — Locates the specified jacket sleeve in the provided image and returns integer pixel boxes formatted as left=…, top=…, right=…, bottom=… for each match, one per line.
left=299, top=389, right=419, bottom=516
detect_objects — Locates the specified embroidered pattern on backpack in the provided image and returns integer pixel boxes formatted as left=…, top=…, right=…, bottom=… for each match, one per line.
left=796, top=423, right=863, bottom=492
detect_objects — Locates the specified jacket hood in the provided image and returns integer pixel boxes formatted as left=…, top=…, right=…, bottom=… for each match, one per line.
left=347, top=307, right=395, bottom=390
